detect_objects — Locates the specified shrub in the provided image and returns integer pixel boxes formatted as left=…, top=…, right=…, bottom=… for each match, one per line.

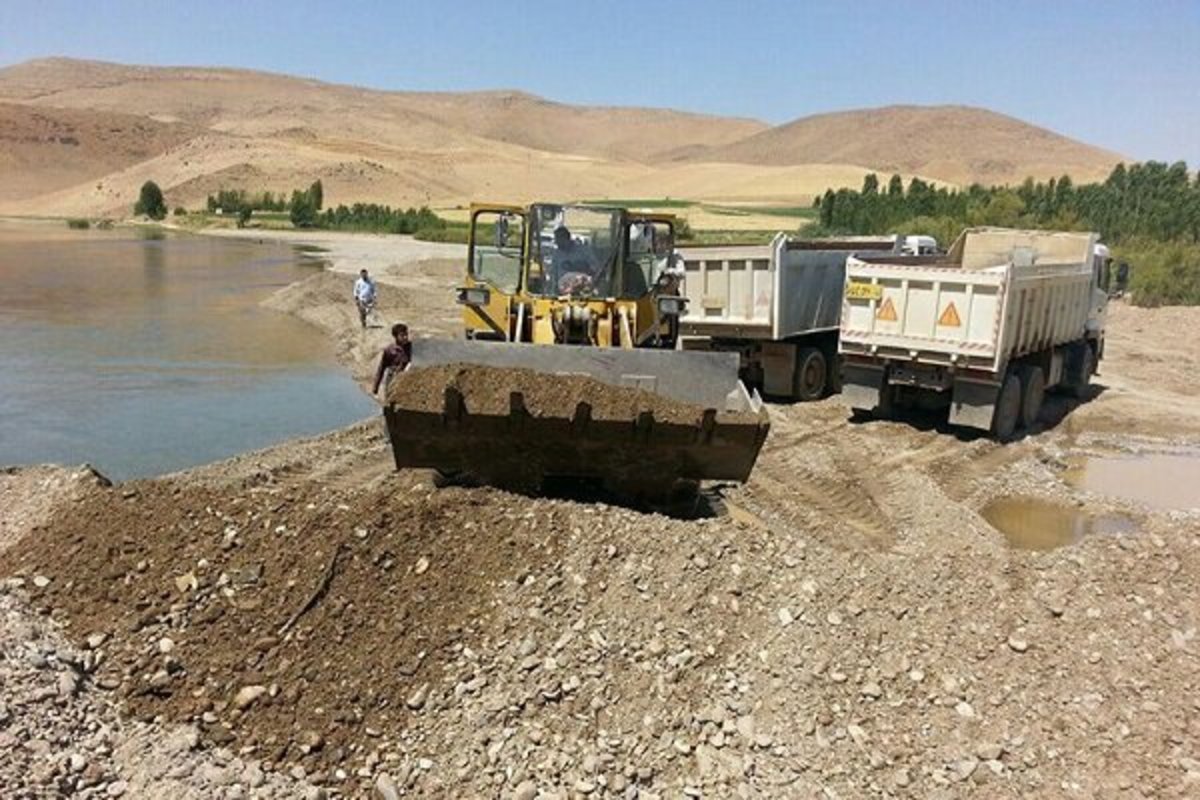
left=1115, top=238, right=1200, bottom=306
left=66, top=218, right=90, bottom=230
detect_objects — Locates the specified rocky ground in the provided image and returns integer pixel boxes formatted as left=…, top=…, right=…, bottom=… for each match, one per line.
left=2, top=237, right=1199, bottom=798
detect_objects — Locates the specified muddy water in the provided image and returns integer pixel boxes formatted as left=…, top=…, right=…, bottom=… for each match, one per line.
left=0, top=222, right=376, bottom=480
left=1065, top=451, right=1200, bottom=510
left=982, top=497, right=1137, bottom=551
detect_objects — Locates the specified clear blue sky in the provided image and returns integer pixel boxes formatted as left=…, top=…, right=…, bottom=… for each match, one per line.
left=3, top=0, right=1198, bottom=167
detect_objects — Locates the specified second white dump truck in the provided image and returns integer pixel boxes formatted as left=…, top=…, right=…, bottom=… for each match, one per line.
left=676, top=233, right=922, bottom=400
left=839, top=227, right=1111, bottom=439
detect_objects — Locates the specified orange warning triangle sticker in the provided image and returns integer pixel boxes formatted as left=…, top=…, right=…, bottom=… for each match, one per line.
left=876, top=297, right=898, bottom=322
left=938, top=302, right=962, bottom=327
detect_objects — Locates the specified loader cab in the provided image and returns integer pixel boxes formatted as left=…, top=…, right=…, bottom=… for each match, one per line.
left=527, top=204, right=622, bottom=298
left=462, top=202, right=682, bottom=346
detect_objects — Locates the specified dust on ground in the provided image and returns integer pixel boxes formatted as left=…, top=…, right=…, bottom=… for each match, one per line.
left=3, top=234, right=1200, bottom=800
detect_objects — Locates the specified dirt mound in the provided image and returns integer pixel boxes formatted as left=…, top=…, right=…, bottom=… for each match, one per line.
left=0, top=475, right=570, bottom=787
left=7, top=419, right=1200, bottom=798
left=0, top=464, right=110, bottom=552
left=386, top=364, right=746, bottom=424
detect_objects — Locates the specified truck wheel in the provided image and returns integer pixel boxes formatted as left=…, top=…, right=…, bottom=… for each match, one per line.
left=1018, top=365, right=1045, bottom=429
left=991, top=372, right=1022, bottom=441
left=793, top=347, right=827, bottom=401
left=1067, top=345, right=1094, bottom=398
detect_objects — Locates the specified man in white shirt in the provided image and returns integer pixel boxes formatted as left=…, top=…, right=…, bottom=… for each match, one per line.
left=353, top=269, right=377, bottom=329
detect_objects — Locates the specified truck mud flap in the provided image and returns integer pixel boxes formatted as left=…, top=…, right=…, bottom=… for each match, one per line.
left=949, top=378, right=1000, bottom=431
left=840, top=363, right=886, bottom=411
left=383, top=391, right=770, bottom=492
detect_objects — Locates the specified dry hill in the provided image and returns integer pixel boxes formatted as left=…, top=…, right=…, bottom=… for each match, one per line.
left=690, top=104, right=1122, bottom=186
left=0, top=58, right=765, bottom=162
left=0, top=102, right=195, bottom=203
left=0, top=58, right=1123, bottom=217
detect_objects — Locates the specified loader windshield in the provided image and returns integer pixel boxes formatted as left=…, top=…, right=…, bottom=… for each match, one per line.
left=529, top=205, right=621, bottom=298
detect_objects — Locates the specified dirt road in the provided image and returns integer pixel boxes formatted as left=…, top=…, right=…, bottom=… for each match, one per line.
left=2, top=236, right=1198, bottom=799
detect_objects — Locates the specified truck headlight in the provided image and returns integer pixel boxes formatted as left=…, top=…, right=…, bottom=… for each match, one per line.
left=657, top=295, right=687, bottom=317
left=457, top=286, right=490, bottom=306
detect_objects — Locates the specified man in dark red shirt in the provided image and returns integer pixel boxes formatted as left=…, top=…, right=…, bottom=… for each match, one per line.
left=372, top=323, right=412, bottom=396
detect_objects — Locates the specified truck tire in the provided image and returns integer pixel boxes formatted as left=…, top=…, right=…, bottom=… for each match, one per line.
left=1066, top=344, right=1094, bottom=398
left=793, top=347, right=828, bottom=401
left=1017, top=365, right=1045, bottom=429
left=991, top=371, right=1022, bottom=442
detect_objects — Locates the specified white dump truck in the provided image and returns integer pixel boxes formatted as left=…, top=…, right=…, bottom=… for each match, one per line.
left=677, top=233, right=921, bottom=400
left=839, top=227, right=1112, bottom=439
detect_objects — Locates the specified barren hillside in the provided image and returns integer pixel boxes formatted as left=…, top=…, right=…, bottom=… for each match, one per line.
left=0, top=58, right=765, bottom=161
left=0, top=59, right=1123, bottom=217
left=690, top=105, right=1122, bottom=186
left=0, top=102, right=196, bottom=202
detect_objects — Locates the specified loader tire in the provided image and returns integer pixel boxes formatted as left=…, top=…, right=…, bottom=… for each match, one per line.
left=793, top=347, right=828, bottom=401
left=991, top=371, right=1022, bottom=442
left=1017, top=365, right=1045, bottom=429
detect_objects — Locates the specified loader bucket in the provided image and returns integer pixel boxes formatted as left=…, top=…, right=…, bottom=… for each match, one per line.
left=381, top=340, right=769, bottom=496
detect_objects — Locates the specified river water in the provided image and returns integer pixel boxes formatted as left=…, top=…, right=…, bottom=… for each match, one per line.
left=0, top=222, right=376, bottom=480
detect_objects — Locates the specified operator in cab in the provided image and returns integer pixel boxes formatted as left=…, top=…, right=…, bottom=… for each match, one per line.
left=551, top=226, right=597, bottom=294
left=372, top=322, right=412, bottom=397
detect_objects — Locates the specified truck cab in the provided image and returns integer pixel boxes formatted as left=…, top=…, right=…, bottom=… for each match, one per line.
left=901, top=235, right=940, bottom=256
left=1087, top=243, right=1112, bottom=359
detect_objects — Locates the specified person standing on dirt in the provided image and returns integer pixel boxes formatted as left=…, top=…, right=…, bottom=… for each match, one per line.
left=353, top=269, right=377, bottom=329
left=372, top=323, right=412, bottom=397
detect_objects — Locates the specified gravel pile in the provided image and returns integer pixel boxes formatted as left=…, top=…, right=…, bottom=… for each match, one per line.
left=386, top=365, right=753, bottom=424
left=3, top=446, right=1199, bottom=797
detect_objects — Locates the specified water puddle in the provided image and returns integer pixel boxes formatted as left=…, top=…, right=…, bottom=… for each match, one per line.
left=1064, top=451, right=1200, bottom=510
left=981, top=497, right=1137, bottom=551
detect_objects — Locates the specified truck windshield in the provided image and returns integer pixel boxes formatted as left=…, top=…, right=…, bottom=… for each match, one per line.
left=528, top=205, right=621, bottom=298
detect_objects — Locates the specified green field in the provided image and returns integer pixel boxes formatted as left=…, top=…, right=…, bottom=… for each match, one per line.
left=580, top=198, right=695, bottom=209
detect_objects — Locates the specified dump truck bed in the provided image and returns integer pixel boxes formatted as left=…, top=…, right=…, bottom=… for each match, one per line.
left=678, top=234, right=901, bottom=340
left=840, top=229, right=1099, bottom=376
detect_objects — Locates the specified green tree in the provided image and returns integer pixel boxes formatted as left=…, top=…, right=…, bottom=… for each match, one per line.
left=887, top=174, right=904, bottom=196
left=290, top=190, right=317, bottom=228
left=134, top=181, right=167, bottom=220
left=237, top=206, right=253, bottom=228
left=309, top=179, right=324, bottom=211
left=861, top=173, right=880, bottom=195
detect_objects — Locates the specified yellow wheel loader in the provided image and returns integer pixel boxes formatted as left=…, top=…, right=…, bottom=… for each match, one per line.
left=382, top=202, right=769, bottom=500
